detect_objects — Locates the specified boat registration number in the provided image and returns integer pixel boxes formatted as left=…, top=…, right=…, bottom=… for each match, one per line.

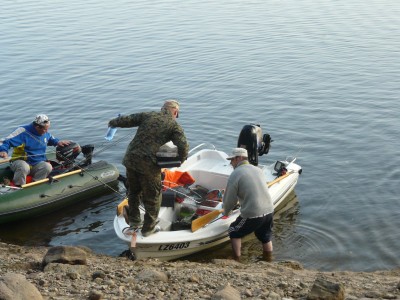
left=158, top=242, right=190, bottom=251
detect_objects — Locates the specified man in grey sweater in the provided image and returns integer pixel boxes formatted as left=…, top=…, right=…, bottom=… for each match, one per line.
left=222, top=147, right=274, bottom=261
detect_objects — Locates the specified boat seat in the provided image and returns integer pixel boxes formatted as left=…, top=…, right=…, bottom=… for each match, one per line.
left=188, top=170, right=228, bottom=191
left=161, top=190, right=175, bottom=208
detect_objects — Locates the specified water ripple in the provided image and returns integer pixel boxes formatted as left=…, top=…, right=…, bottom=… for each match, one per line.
left=1, top=0, right=400, bottom=271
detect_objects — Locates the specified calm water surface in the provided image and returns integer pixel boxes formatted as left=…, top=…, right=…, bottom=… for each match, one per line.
left=1, top=0, right=399, bottom=271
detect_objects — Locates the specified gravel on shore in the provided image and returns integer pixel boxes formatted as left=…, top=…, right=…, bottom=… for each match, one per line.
left=0, top=242, right=399, bottom=300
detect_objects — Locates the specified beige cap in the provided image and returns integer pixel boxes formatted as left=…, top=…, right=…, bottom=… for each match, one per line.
left=226, top=147, right=248, bottom=160
left=163, top=99, right=180, bottom=110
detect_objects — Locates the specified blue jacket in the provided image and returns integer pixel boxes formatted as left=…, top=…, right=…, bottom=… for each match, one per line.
left=0, top=123, right=59, bottom=166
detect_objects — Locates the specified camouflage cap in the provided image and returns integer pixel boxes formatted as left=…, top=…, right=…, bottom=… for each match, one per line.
left=34, top=114, right=50, bottom=126
left=163, top=99, right=180, bottom=111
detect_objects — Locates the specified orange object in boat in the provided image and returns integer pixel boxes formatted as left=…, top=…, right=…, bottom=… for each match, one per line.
left=162, top=168, right=195, bottom=189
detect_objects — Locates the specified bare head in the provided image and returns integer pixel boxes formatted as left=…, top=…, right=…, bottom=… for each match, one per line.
left=162, top=99, right=180, bottom=119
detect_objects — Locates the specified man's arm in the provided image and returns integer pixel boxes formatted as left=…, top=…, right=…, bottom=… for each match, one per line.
left=108, top=113, right=143, bottom=128
left=0, top=127, right=26, bottom=156
left=222, top=177, right=239, bottom=215
left=171, top=125, right=189, bottom=163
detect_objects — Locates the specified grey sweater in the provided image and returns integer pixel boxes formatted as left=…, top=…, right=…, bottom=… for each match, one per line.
left=223, top=161, right=274, bottom=218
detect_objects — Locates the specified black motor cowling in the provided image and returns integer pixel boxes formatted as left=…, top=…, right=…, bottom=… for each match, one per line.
left=81, top=144, right=95, bottom=165
left=237, top=124, right=272, bottom=166
left=56, top=141, right=81, bottom=163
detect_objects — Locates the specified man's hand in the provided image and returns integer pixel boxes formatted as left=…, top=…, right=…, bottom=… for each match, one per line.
left=57, top=140, right=71, bottom=147
left=108, top=119, right=118, bottom=128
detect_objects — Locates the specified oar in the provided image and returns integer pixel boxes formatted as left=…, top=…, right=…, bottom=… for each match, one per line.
left=0, top=158, right=11, bottom=165
left=191, top=172, right=295, bottom=232
left=0, top=185, right=21, bottom=190
left=267, top=171, right=293, bottom=187
left=21, top=169, right=82, bottom=188
left=191, top=209, right=223, bottom=232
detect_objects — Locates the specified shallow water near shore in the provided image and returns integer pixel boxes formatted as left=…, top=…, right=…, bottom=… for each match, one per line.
left=1, top=0, right=399, bottom=271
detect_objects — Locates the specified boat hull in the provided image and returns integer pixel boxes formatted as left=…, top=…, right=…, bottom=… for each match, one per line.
left=115, top=218, right=231, bottom=261
left=0, top=160, right=119, bottom=224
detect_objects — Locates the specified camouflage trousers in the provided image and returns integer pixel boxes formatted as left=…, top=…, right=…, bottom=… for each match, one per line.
left=125, top=161, right=162, bottom=232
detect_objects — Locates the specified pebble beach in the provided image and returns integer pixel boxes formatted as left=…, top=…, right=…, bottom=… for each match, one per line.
left=1, top=242, right=399, bottom=300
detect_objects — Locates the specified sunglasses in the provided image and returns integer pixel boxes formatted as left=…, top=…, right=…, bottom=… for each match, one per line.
left=35, top=120, right=50, bottom=129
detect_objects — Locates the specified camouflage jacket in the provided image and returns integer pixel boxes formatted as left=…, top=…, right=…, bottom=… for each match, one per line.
left=109, top=110, right=189, bottom=169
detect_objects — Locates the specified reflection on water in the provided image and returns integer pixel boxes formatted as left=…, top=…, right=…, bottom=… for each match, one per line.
left=273, top=191, right=299, bottom=221
left=0, top=191, right=121, bottom=249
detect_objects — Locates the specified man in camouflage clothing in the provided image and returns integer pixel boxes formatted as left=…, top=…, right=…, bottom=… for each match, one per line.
left=108, top=100, right=189, bottom=237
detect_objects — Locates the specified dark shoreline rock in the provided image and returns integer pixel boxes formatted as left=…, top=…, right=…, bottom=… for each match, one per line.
left=0, top=242, right=399, bottom=299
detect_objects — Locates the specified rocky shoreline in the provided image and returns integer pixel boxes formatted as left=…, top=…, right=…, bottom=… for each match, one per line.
left=0, top=242, right=399, bottom=300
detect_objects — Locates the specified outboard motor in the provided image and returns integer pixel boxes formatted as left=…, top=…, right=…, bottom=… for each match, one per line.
left=56, top=141, right=81, bottom=166
left=81, top=144, right=95, bottom=165
left=237, top=124, right=272, bottom=166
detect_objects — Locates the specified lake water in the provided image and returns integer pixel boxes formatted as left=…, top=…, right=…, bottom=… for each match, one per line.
left=1, top=0, right=399, bottom=272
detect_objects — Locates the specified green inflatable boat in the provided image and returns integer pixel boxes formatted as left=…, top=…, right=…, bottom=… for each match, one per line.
left=0, top=143, right=119, bottom=224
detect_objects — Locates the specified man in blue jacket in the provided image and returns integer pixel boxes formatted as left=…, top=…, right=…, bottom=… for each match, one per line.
left=0, top=114, right=70, bottom=186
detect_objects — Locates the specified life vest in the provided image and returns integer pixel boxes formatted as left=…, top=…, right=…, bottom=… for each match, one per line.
left=161, top=168, right=195, bottom=189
